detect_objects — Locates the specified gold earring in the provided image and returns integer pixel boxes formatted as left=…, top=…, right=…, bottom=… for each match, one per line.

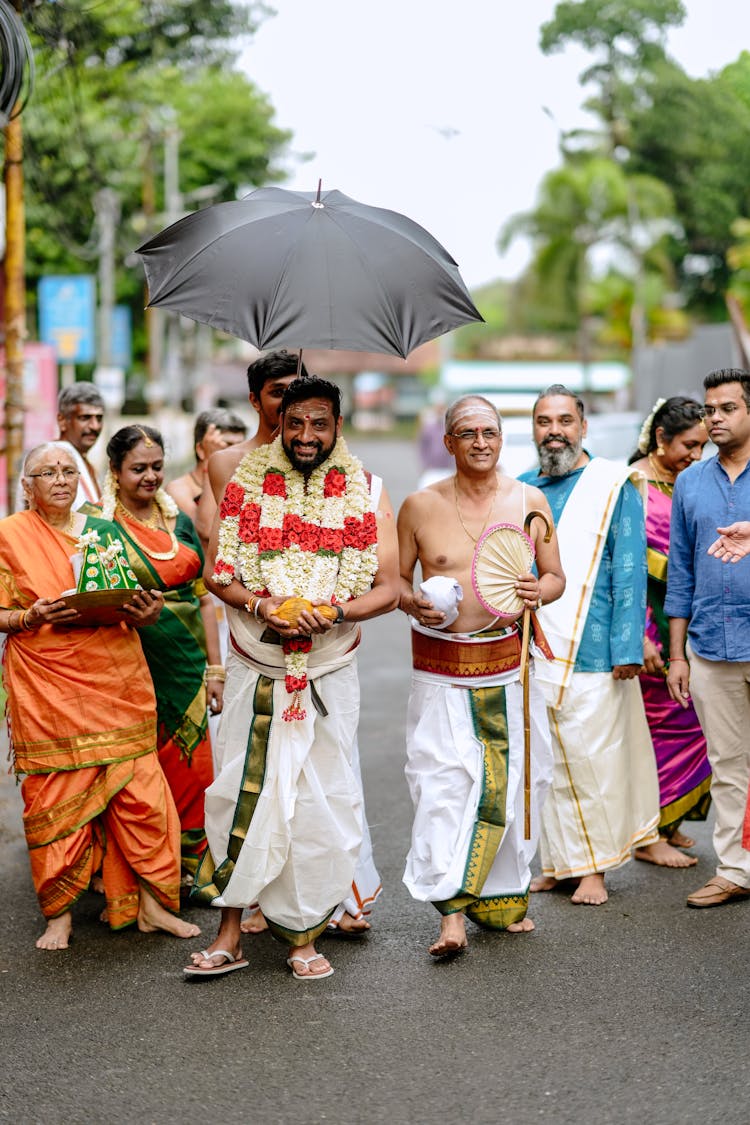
left=657, top=445, right=665, bottom=457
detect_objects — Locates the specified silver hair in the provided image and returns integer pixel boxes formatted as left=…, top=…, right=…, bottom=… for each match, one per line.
left=444, top=395, right=502, bottom=435
left=22, top=441, right=78, bottom=477
left=57, top=382, right=104, bottom=416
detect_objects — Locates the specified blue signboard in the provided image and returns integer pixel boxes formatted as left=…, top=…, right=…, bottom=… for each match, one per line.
left=38, top=275, right=96, bottom=364
left=111, top=305, right=132, bottom=370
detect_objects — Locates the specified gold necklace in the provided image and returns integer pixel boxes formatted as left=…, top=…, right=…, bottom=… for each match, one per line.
left=454, top=476, right=498, bottom=544
left=116, top=498, right=160, bottom=529
left=116, top=500, right=179, bottom=561
left=647, top=452, right=675, bottom=485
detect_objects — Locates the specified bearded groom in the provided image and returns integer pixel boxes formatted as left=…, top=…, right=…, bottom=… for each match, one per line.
left=186, top=376, right=399, bottom=981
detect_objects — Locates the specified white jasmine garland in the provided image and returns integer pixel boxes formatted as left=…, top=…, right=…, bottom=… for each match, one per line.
left=213, top=435, right=378, bottom=603
left=212, top=435, right=379, bottom=720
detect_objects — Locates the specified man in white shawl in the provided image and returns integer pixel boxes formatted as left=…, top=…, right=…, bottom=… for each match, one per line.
left=398, top=395, right=565, bottom=958
left=186, top=376, right=399, bottom=981
left=519, top=385, right=661, bottom=906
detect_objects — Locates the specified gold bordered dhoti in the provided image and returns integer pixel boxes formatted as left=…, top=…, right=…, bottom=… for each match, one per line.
left=403, top=625, right=553, bottom=929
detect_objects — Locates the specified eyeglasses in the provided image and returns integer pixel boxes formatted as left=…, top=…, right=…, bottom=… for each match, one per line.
left=449, top=428, right=502, bottom=443
left=27, top=468, right=80, bottom=481
left=702, top=404, right=741, bottom=418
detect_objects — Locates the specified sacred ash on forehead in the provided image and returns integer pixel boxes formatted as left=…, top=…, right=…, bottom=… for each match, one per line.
left=447, top=401, right=500, bottom=431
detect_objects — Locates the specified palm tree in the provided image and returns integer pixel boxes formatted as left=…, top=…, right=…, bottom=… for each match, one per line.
left=499, top=156, right=675, bottom=379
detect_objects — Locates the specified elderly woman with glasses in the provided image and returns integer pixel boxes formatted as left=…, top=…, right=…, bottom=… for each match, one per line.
left=0, top=441, right=200, bottom=951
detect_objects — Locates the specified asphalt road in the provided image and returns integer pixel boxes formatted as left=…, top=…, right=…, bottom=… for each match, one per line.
left=1, top=439, right=748, bottom=1125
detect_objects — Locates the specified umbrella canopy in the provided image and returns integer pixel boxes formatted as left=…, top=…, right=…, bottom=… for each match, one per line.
left=136, top=186, right=483, bottom=359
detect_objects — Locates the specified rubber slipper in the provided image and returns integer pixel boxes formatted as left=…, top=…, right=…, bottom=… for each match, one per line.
left=286, top=953, right=334, bottom=980
left=325, top=921, right=370, bottom=940
left=184, top=949, right=249, bottom=977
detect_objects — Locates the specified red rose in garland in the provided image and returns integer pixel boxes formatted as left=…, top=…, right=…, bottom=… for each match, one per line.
left=220, top=480, right=245, bottom=518
left=263, top=471, right=287, bottom=497
left=323, top=468, right=346, bottom=497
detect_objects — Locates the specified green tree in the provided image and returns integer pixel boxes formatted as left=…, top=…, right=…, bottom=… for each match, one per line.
left=540, top=0, right=686, bottom=154
left=628, top=54, right=750, bottom=315
left=499, top=156, right=674, bottom=361
left=21, top=2, right=291, bottom=338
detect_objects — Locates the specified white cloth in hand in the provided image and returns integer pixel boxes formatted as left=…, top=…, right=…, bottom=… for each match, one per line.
left=419, top=575, right=463, bottom=629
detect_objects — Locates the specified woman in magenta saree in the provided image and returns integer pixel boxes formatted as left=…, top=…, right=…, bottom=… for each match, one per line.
left=630, top=397, right=712, bottom=867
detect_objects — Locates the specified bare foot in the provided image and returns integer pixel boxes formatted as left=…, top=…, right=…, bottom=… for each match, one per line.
left=334, top=911, right=371, bottom=934
left=287, top=942, right=333, bottom=979
left=571, top=873, right=608, bottom=905
left=137, top=892, right=201, bottom=939
left=668, top=829, right=696, bottom=849
left=530, top=875, right=560, bottom=893
left=36, top=913, right=72, bottom=951
left=90, top=875, right=105, bottom=895
left=635, top=840, right=697, bottom=868
left=240, top=906, right=269, bottom=934
left=99, top=907, right=109, bottom=925
left=429, top=913, right=468, bottom=958
left=507, top=916, right=535, bottom=933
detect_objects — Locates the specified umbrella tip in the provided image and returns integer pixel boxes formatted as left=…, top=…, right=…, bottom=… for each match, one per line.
left=313, top=179, right=324, bottom=209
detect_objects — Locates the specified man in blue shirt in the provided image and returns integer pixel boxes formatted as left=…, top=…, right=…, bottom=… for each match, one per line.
left=520, top=386, right=659, bottom=906
left=666, top=368, right=750, bottom=908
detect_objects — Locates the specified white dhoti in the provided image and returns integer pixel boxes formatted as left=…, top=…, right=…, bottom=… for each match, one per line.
left=328, top=728, right=382, bottom=927
left=538, top=673, right=660, bottom=879
left=403, top=625, right=552, bottom=929
left=194, top=610, right=365, bottom=945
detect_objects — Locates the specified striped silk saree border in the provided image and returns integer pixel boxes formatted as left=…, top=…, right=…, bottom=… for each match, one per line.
left=435, top=684, right=528, bottom=929
left=191, top=675, right=273, bottom=905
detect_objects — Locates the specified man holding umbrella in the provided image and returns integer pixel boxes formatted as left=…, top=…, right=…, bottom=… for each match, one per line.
left=186, top=376, right=399, bottom=980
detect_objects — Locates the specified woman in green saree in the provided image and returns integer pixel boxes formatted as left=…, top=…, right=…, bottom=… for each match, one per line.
left=96, top=424, right=223, bottom=877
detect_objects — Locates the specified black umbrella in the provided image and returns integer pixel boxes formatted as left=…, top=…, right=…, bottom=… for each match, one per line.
left=136, top=184, right=483, bottom=358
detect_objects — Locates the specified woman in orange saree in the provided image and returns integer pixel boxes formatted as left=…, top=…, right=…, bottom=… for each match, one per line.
left=0, top=442, right=200, bottom=950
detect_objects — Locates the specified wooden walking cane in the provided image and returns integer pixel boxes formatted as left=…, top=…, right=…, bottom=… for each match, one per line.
left=520, top=510, right=553, bottom=839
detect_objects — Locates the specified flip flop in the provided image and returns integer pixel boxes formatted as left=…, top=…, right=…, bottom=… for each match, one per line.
left=325, top=921, right=371, bottom=940
left=286, top=953, right=334, bottom=981
left=183, top=949, right=249, bottom=978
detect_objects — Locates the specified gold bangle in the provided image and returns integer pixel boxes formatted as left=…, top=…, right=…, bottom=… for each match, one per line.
left=244, top=596, right=259, bottom=614
left=205, top=664, right=226, bottom=683
left=6, top=610, right=20, bottom=633
left=20, top=609, right=34, bottom=631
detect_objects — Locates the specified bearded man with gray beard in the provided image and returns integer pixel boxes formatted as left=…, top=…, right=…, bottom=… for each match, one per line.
left=519, top=386, right=661, bottom=905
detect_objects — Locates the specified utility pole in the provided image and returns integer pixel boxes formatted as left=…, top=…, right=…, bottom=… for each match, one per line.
left=3, top=69, right=25, bottom=513
left=94, top=187, right=120, bottom=368
left=163, top=110, right=183, bottom=409
left=142, top=121, right=163, bottom=407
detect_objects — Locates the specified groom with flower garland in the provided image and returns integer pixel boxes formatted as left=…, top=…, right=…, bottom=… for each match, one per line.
left=187, top=376, right=399, bottom=981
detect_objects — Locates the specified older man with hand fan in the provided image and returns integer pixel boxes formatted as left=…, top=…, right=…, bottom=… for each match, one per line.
left=397, top=395, right=565, bottom=958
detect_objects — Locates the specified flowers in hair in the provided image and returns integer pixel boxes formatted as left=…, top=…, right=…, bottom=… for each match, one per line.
left=637, top=398, right=666, bottom=454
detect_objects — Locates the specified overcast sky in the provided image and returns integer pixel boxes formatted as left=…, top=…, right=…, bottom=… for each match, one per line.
left=238, top=2, right=750, bottom=290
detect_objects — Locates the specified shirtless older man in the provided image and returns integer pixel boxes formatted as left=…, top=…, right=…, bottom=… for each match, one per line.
left=398, top=394, right=565, bottom=957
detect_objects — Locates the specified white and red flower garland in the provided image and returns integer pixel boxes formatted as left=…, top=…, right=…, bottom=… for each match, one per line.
left=213, top=435, right=378, bottom=720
